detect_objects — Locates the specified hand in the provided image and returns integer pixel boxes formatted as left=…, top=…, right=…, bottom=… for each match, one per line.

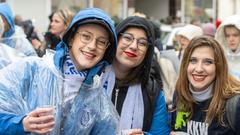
left=23, top=107, right=55, bottom=134
left=170, top=131, right=177, bottom=135
left=31, top=39, right=42, bottom=50
left=128, top=129, right=144, bottom=135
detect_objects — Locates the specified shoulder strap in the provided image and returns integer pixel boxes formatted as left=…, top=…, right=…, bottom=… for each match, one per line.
left=226, top=94, right=240, bottom=131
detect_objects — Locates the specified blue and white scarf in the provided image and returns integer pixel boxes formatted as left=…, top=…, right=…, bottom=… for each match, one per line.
left=63, top=54, right=87, bottom=103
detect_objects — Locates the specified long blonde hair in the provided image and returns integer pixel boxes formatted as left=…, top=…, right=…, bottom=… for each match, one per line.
left=55, top=9, right=74, bottom=27
left=175, top=35, right=240, bottom=125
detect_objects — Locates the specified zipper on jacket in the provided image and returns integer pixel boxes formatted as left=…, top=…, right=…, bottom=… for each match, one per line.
left=114, top=88, right=119, bottom=108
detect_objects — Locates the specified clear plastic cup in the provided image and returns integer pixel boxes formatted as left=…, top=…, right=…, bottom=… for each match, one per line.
left=37, top=105, right=56, bottom=117
left=174, top=131, right=189, bottom=135
left=120, top=129, right=138, bottom=135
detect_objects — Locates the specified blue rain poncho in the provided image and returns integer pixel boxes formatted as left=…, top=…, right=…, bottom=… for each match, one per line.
left=0, top=43, right=25, bottom=69
left=0, top=3, right=37, bottom=56
left=0, top=8, right=118, bottom=135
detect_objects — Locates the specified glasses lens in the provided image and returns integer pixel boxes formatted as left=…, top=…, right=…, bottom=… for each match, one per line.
left=121, top=33, right=148, bottom=51
left=79, top=31, right=92, bottom=44
left=137, top=39, right=148, bottom=50
left=121, top=33, right=133, bottom=45
left=96, top=37, right=109, bottom=49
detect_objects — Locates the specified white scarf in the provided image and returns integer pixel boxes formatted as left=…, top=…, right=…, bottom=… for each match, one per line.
left=102, top=65, right=144, bottom=130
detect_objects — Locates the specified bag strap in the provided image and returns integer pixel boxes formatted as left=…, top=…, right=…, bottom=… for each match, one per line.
left=226, top=94, right=240, bottom=131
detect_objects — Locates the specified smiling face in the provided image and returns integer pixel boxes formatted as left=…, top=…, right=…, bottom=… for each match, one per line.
left=187, top=46, right=216, bottom=92
left=69, top=23, right=109, bottom=71
left=115, top=27, right=148, bottom=71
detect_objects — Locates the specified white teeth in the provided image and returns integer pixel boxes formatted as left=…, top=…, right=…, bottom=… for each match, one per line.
left=193, top=75, right=205, bottom=81
left=83, top=51, right=95, bottom=58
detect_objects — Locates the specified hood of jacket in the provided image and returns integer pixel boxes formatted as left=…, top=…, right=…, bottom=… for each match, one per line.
left=215, top=15, right=240, bottom=54
left=115, top=16, right=155, bottom=85
left=54, top=8, right=117, bottom=85
left=0, top=3, right=15, bottom=38
left=177, top=24, right=203, bottom=41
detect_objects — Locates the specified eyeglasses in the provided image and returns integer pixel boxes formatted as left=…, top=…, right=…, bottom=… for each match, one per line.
left=76, top=31, right=110, bottom=50
left=120, top=33, right=149, bottom=51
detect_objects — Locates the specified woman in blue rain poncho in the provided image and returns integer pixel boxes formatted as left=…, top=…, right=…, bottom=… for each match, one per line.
left=0, top=3, right=37, bottom=56
left=0, top=15, right=25, bottom=69
left=0, top=8, right=118, bottom=135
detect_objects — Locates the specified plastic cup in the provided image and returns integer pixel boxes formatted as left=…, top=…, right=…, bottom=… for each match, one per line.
left=174, top=131, right=189, bottom=135
left=120, top=129, right=138, bottom=135
left=37, top=105, right=56, bottom=116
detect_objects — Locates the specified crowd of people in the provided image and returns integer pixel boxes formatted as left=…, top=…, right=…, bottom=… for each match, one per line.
left=0, top=2, right=240, bottom=135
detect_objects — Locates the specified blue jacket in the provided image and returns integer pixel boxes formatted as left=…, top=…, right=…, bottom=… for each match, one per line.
left=0, top=3, right=36, bottom=56
left=0, top=8, right=118, bottom=135
left=144, top=91, right=170, bottom=135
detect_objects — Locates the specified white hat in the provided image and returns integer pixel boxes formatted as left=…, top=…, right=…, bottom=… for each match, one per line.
left=215, top=15, right=240, bottom=51
left=178, top=24, right=203, bottom=40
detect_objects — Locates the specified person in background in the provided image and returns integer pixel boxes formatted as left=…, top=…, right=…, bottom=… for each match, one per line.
left=190, top=18, right=201, bottom=27
left=154, top=48, right=178, bottom=113
left=32, top=9, right=74, bottom=57
left=46, top=9, right=74, bottom=50
left=0, top=3, right=37, bottom=56
left=14, top=14, right=23, bottom=26
left=0, top=16, right=26, bottom=69
left=0, top=8, right=118, bottom=135
left=102, top=16, right=170, bottom=135
left=177, top=24, right=203, bottom=61
left=151, top=21, right=163, bottom=51
left=152, top=20, right=178, bottom=112
left=170, top=36, right=240, bottom=135
left=202, top=22, right=216, bottom=37
left=18, top=20, right=40, bottom=41
left=215, top=15, right=240, bottom=79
